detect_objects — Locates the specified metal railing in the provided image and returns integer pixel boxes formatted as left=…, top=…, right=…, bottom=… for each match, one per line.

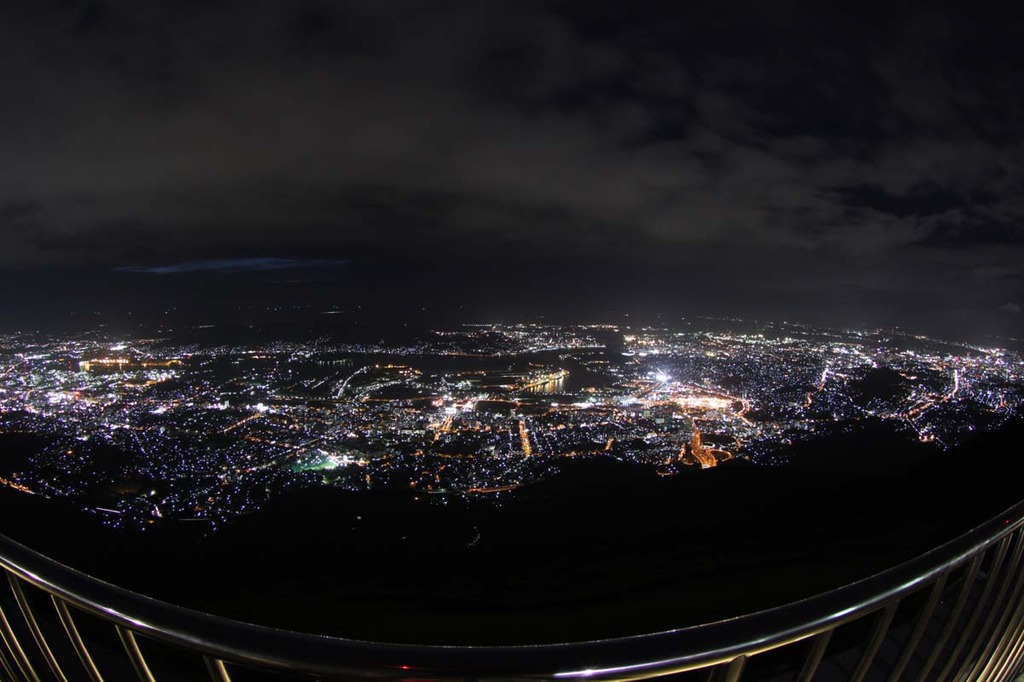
left=3, top=501, right=1024, bottom=681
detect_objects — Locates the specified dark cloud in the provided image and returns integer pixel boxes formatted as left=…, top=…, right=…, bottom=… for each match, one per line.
left=0, top=2, right=1022, bottom=331
left=914, top=215, right=1024, bottom=249
left=0, top=200, right=42, bottom=221
left=836, top=184, right=978, bottom=220
left=116, top=257, right=349, bottom=274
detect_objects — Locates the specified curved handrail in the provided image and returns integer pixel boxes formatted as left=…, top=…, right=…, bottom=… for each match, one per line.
left=3, top=499, right=1024, bottom=680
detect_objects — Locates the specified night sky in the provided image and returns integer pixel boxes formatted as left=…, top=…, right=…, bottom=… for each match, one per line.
left=1, top=2, right=1023, bottom=336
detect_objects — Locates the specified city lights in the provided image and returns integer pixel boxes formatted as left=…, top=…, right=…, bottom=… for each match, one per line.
left=1, top=321, right=1021, bottom=531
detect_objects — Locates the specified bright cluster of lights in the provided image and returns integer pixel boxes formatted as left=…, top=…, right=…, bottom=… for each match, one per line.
left=673, top=395, right=733, bottom=411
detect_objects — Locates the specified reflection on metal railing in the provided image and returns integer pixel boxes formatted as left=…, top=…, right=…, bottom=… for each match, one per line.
left=3, top=502, right=1024, bottom=681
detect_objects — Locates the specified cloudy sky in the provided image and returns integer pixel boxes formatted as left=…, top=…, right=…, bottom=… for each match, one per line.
left=1, top=1, right=1022, bottom=334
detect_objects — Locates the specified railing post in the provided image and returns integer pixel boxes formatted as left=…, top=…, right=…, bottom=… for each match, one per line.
left=0, top=636, right=21, bottom=682
left=204, top=656, right=233, bottom=682
left=990, top=581, right=1024, bottom=682
left=1003, top=634, right=1024, bottom=682
left=796, top=629, right=833, bottom=682
left=116, top=627, right=156, bottom=682
left=887, top=571, right=948, bottom=682
left=989, top=597, right=1024, bottom=682
left=0, top=590, right=40, bottom=682
left=51, top=596, right=104, bottom=682
left=955, top=528, right=1024, bottom=682
left=916, top=554, right=983, bottom=682
left=8, top=574, right=69, bottom=682
left=965, top=527, right=1024, bottom=682
left=851, top=601, right=899, bottom=682
left=705, top=655, right=746, bottom=682
left=936, top=535, right=1012, bottom=682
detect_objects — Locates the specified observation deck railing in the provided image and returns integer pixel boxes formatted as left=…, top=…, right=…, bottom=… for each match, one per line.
left=3, top=501, right=1024, bottom=682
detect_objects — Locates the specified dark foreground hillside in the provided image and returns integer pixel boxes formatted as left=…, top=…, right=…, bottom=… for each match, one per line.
left=2, top=418, right=1023, bottom=644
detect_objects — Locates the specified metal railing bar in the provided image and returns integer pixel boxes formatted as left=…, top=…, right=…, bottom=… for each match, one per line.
left=884, top=569, right=946, bottom=679
left=0, top=531, right=992, bottom=682
left=115, top=627, right=156, bottom=682
left=0, top=591, right=39, bottom=682
left=961, top=529, right=1024, bottom=681
left=966, top=528, right=1024, bottom=682
left=988, top=596, right=1024, bottom=682
left=7, top=575, right=69, bottom=682
left=1001, top=627, right=1024, bottom=682
left=203, top=656, right=232, bottom=682
left=0, top=638, right=20, bottom=682
left=720, top=655, right=745, bottom=682
left=705, top=655, right=746, bottom=682
left=795, top=629, right=832, bottom=682
left=850, top=601, right=900, bottom=682
left=989, top=583, right=1024, bottom=682
left=2, top=500, right=1024, bottom=680
left=1003, top=611, right=1024, bottom=682
left=886, top=571, right=947, bottom=682
left=915, top=554, right=983, bottom=682
left=0, top=598, right=22, bottom=682
left=50, top=596, right=104, bottom=682
left=935, top=535, right=1012, bottom=682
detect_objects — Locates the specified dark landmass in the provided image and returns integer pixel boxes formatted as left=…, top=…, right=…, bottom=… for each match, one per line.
left=3, top=417, right=1022, bottom=644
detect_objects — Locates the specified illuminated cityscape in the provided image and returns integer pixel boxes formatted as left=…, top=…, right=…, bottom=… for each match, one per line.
left=1, top=320, right=1021, bottom=532
left=4, top=4, right=1024, bottom=676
